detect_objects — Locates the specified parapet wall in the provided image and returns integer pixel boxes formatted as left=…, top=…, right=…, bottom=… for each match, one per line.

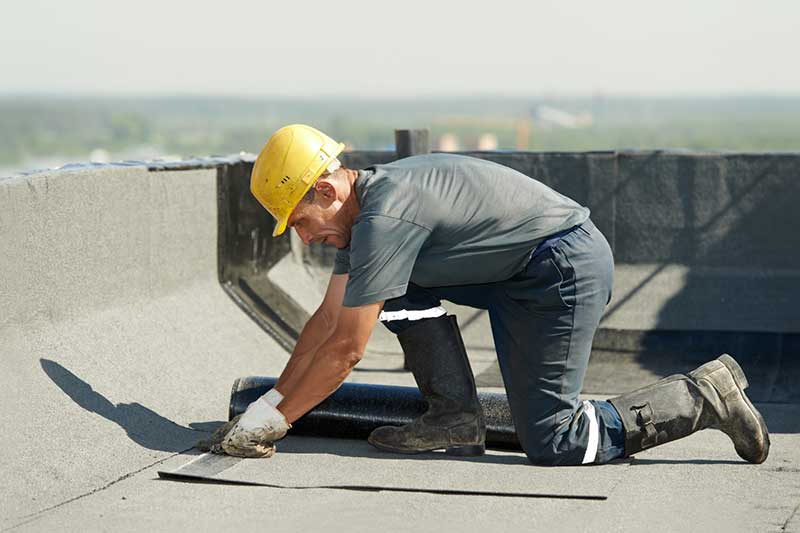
left=4, top=150, right=798, bottom=337
left=1, top=165, right=216, bottom=328
left=343, top=150, right=800, bottom=269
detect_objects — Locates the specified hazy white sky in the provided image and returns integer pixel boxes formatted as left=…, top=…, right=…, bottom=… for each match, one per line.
left=1, top=0, right=798, bottom=97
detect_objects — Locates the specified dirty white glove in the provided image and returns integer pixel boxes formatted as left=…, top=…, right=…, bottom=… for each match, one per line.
left=196, top=388, right=286, bottom=458
left=221, top=394, right=291, bottom=457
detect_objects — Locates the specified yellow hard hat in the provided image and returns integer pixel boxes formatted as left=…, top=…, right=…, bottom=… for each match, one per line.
left=250, top=124, right=345, bottom=237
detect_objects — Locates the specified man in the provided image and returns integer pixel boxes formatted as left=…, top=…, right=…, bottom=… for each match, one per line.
left=205, top=124, right=769, bottom=466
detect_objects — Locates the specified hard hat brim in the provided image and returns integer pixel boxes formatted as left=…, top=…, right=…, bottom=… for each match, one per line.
left=272, top=217, right=288, bottom=237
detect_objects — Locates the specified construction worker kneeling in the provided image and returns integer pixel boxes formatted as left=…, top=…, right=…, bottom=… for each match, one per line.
left=202, top=124, right=769, bottom=465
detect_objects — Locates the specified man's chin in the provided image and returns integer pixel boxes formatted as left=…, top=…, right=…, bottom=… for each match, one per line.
left=330, top=236, right=350, bottom=249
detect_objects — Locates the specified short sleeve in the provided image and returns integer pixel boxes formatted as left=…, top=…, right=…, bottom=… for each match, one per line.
left=333, top=247, right=351, bottom=275
left=343, top=215, right=431, bottom=307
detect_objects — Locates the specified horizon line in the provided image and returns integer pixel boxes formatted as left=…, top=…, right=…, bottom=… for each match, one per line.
left=2, top=90, right=800, bottom=101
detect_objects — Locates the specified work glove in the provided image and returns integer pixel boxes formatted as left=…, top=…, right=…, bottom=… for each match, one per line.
left=221, top=395, right=291, bottom=457
left=196, top=388, right=286, bottom=458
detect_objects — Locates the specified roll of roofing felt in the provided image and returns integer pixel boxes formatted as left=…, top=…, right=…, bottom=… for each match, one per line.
left=229, top=377, right=521, bottom=451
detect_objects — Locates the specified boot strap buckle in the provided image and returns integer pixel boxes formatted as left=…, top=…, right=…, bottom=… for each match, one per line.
left=636, top=404, right=658, bottom=448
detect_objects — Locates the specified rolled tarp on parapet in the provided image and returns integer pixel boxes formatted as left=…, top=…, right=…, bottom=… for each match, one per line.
left=229, top=377, right=521, bottom=451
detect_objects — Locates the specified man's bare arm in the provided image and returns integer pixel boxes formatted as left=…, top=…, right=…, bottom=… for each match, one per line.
left=277, top=300, right=383, bottom=423
left=274, top=273, right=348, bottom=394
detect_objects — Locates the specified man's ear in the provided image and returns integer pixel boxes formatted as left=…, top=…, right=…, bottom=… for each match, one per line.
left=315, top=179, right=337, bottom=202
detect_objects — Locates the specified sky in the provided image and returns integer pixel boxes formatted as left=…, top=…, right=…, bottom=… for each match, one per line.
left=1, top=0, right=799, bottom=97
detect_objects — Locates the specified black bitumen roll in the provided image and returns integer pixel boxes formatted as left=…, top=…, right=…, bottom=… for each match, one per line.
left=229, top=377, right=521, bottom=451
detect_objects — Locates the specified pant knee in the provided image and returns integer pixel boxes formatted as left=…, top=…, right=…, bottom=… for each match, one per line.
left=522, top=441, right=568, bottom=466
left=520, top=401, right=625, bottom=466
left=519, top=416, right=594, bottom=466
left=518, top=427, right=565, bottom=466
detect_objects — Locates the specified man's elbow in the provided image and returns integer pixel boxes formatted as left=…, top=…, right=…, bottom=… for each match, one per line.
left=331, top=339, right=364, bottom=374
left=340, top=346, right=364, bottom=372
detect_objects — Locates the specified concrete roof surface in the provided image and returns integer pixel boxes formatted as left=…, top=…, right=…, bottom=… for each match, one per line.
left=6, top=398, right=800, bottom=533
left=3, top=162, right=799, bottom=533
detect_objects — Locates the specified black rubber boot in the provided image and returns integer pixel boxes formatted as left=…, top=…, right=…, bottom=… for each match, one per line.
left=609, top=354, right=769, bottom=463
left=368, top=315, right=486, bottom=456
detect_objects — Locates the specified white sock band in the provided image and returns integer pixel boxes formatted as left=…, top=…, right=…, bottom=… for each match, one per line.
left=263, top=387, right=284, bottom=406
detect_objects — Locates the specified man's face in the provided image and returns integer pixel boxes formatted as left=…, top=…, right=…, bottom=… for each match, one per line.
left=286, top=180, right=350, bottom=249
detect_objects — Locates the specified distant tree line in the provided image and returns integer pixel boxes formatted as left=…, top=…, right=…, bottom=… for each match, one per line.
left=2, top=96, right=799, bottom=169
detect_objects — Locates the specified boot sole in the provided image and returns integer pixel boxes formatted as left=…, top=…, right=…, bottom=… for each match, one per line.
left=718, top=354, right=770, bottom=464
left=368, top=436, right=486, bottom=457
left=445, top=444, right=486, bottom=456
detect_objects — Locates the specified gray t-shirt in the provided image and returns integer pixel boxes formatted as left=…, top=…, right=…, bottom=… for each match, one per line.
left=334, top=153, right=589, bottom=307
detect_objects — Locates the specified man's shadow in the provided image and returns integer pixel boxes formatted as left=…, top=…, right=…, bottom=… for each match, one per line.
left=40, top=358, right=523, bottom=466
left=40, top=358, right=222, bottom=452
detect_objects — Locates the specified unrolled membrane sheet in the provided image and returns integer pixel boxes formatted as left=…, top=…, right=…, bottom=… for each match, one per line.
left=159, top=435, right=629, bottom=500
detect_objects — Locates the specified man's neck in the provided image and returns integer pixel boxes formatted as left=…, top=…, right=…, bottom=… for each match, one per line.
left=339, top=169, right=361, bottom=228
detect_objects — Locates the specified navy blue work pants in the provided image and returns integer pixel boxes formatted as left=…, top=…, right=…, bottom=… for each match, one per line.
left=381, top=219, right=625, bottom=465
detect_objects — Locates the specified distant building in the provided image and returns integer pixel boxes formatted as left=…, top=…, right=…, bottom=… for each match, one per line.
left=89, top=149, right=111, bottom=163
left=516, top=120, right=530, bottom=150
left=533, top=105, right=593, bottom=129
left=438, top=133, right=460, bottom=152
left=477, top=133, right=498, bottom=151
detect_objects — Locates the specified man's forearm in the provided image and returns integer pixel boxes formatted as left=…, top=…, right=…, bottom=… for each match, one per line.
left=274, top=300, right=381, bottom=425
left=274, top=308, right=336, bottom=393
left=277, top=336, right=362, bottom=423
